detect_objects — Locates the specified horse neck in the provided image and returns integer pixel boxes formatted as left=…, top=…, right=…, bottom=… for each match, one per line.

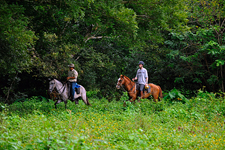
left=123, top=77, right=134, bottom=91
left=54, top=79, right=66, bottom=93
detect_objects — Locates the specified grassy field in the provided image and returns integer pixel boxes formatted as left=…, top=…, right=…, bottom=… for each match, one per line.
left=1, top=91, right=225, bottom=149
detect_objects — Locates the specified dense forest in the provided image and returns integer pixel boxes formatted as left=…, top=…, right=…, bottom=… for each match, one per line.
left=1, top=0, right=225, bottom=103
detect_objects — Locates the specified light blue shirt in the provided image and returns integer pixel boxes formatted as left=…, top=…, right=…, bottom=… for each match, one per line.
left=136, top=68, right=148, bottom=85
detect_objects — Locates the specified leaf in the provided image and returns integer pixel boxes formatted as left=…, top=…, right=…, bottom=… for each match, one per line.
left=169, top=92, right=175, bottom=99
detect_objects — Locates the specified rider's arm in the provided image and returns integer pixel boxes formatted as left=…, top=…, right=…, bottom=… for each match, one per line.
left=132, top=77, right=137, bottom=81
left=145, top=69, right=148, bottom=84
left=67, top=69, right=77, bottom=80
left=132, top=70, right=138, bottom=81
left=146, top=77, right=148, bottom=84
left=74, top=70, right=78, bottom=79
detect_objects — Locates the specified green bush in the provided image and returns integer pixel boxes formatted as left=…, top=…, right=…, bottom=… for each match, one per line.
left=0, top=93, right=225, bottom=149
left=163, top=88, right=188, bottom=103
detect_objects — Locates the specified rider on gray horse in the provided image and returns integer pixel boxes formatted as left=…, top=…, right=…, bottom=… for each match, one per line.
left=67, top=63, right=78, bottom=104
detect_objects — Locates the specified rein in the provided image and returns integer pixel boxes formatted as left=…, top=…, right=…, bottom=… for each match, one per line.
left=50, top=80, right=67, bottom=99
left=120, top=77, right=136, bottom=93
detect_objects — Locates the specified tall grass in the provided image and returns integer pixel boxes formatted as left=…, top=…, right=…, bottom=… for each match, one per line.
left=0, top=90, right=225, bottom=149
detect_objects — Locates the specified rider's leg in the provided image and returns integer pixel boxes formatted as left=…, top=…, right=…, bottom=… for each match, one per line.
left=71, top=82, right=76, bottom=101
left=139, top=84, right=145, bottom=99
left=140, top=91, right=143, bottom=98
left=67, top=81, right=71, bottom=98
left=136, top=84, right=140, bottom=97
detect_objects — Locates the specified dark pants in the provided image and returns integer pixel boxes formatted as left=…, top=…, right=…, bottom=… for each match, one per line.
left=136, top=84, right=145, bottom=98
left=137, top=84, right=145, bottom=91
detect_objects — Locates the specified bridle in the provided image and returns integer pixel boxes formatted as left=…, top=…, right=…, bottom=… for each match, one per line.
left=118, top=77, right=136, bottom=93
left=49, top=80, right=66, bottom=98
left=48, top=80, right=56, bottom=93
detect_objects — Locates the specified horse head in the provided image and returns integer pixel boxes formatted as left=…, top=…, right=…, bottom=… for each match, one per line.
left=116, top=75, right=125, bottom=89
left=48, top=79, right=56, bottom=94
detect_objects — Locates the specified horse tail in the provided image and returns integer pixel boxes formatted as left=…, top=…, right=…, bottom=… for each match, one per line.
left=158, top=86, right=163, bottom=98
left=86, top=96, right=91, bottom=106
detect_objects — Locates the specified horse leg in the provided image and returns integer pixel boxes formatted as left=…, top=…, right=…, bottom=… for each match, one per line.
left=136, top=91, right=144, bottom=102
left=130, top=96, right=136, bottom=103
left=54, top=100, right=62, bottom=109
left=81, top=93, right=91, bottom=105
left=153, top=92, right=159, bottom=102
left=75, top=99, right=79, bottom=105
left=85, top=96, right=91, bottom=105
left=64, top=100, right=67, bottom=109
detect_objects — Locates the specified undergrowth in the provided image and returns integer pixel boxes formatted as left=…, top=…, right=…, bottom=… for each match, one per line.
left=0, top=90, right=225, bottom=149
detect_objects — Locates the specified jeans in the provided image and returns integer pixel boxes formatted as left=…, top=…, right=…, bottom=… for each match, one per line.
left=70, top=82, right=76, bottom=99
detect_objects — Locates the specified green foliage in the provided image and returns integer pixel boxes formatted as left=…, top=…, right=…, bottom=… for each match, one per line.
left=0, top=2, right=37, bottom=75
left=120, top=91, right=129, bottom=101
left=196, top=88, right=216, bottom=100
left=1, top=0, right=225, bottom=102
left=164, top=88, right=188, bottom=103
left=1, top=94, right=225, bottom=149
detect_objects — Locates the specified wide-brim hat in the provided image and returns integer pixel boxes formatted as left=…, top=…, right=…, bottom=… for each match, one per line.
left=68, top=63, right=74, bottom=68
left=138, top=61, right=144, bottom=65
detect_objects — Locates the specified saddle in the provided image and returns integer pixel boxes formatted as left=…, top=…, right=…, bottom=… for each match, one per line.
left=145, top=85, right=151, bottom=93
left=67, top=82, right=81, bottom=99
left=75, top=84, right=81, bottom=94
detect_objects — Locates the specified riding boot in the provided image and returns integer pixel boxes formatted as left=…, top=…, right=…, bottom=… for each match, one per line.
left=140, top=91, right=144, bottom=98
left=71, top=90, right=75, bottom=101
left=137, top=91, right=143, bottom=102
left=67, top=81, right=71, bottom=99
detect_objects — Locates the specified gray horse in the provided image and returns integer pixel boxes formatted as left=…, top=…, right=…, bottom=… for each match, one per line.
left=48, top=79, right=91, bottom=109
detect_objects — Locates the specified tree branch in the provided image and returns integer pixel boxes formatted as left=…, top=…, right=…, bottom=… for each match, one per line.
left=84, top=36, right=111, bottom=43
left=136, top=15, right=150, bottom=18
left=6, top=72, right=18, bottom=103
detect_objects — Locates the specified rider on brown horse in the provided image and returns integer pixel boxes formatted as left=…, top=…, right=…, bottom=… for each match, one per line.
left=132, top=61, right=148, bottom=99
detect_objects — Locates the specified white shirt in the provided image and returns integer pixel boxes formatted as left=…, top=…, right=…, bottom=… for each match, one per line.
left=68, top=69, right=78, bottom=82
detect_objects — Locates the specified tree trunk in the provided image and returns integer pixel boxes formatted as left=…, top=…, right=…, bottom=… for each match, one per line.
left=5, top=72, right=18, bottom=103
left=221, top=65, right=224, bottom=92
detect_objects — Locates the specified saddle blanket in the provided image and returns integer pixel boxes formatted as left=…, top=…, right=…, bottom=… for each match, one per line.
left=74, top=83, right=81, bottom=94
left=75, top=83, right=80, bottom=88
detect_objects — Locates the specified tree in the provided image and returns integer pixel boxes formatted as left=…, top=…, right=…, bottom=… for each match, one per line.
left=0, top=1, right=36, bottom=102
left=165, top=0, right=225, bottom=92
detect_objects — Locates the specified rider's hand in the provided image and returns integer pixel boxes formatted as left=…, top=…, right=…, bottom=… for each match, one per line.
left=132, top=78, right=134, bottom=81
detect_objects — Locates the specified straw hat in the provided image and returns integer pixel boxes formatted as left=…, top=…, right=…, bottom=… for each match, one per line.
left=68, top=63, right=74, bottom=68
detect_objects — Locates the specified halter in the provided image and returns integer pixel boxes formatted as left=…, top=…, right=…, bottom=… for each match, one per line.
left=118, top=76, right=136, bottom=93
left=49, top=80, right=66, bottom=99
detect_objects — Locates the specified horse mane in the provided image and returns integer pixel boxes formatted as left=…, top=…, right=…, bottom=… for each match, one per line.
left=123, top=75, right=134, bottom=83
left=53, top=79, right=64, bottom=86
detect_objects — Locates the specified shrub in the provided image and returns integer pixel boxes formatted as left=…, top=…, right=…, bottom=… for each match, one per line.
left=163, top=88, right=187, bottom=103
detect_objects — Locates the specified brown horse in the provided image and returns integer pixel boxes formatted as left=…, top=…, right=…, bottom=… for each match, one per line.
left=116, top=75, right=163, bottom=102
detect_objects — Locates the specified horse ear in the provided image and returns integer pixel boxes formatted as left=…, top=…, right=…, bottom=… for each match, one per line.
left=120, top=75, right=124, bottom=78
left=48, top=77, right=54, bottom=81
